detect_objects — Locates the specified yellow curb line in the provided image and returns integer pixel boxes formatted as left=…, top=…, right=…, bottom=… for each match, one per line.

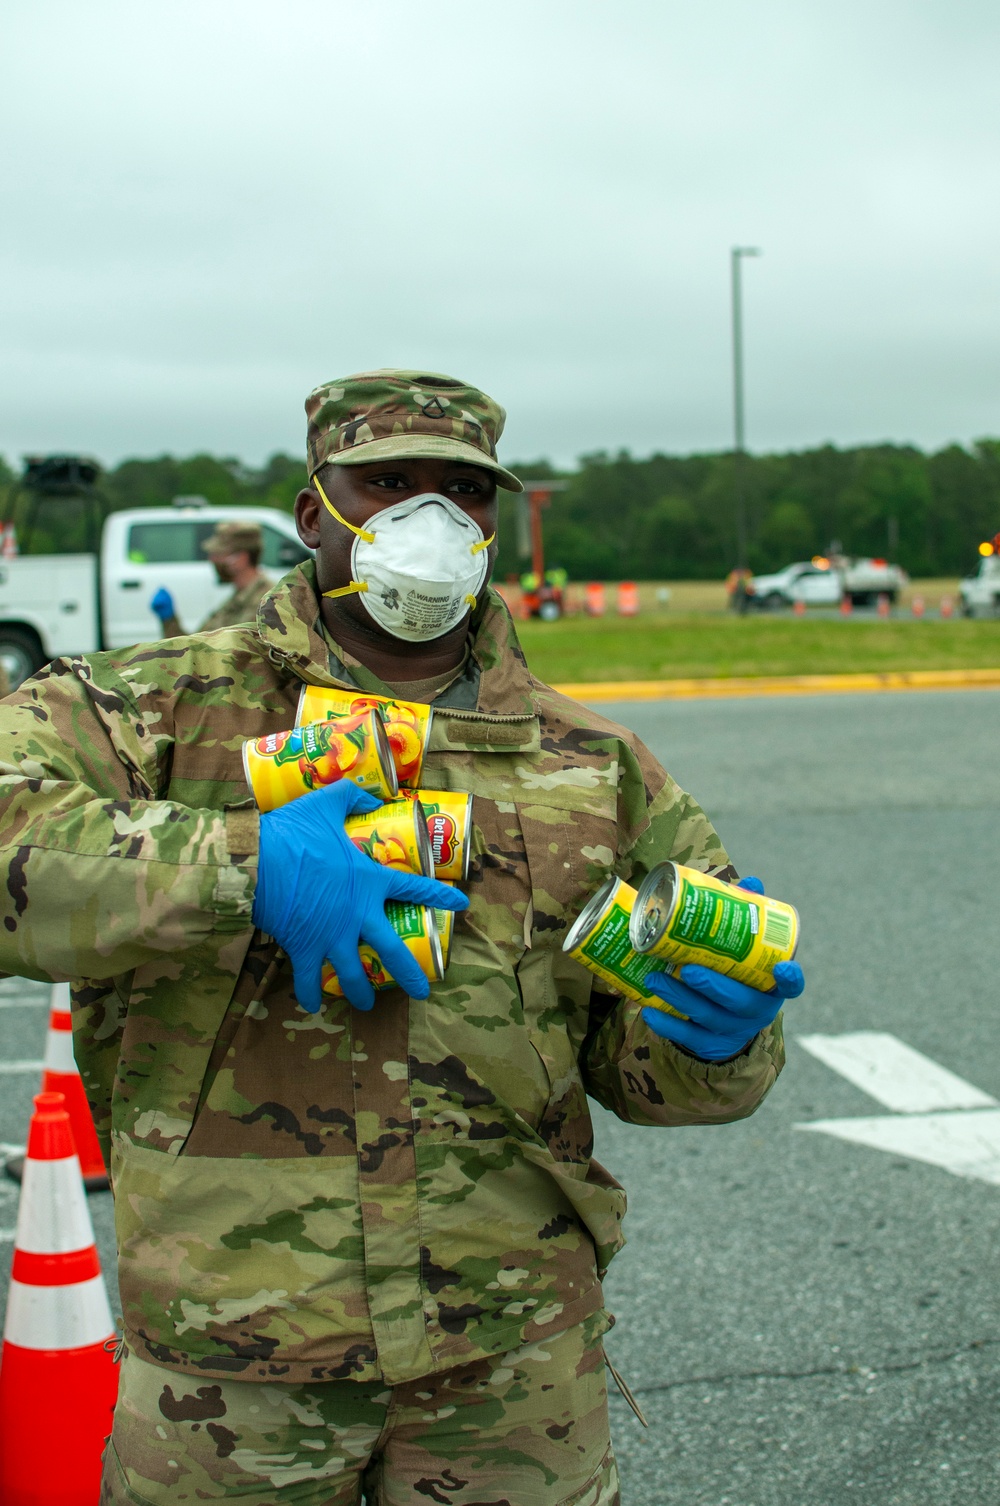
left=553, top=668, right=1000, bottom=703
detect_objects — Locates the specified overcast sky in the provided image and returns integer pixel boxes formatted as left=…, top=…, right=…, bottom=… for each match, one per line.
left=2, top=1, right=998, bottom=471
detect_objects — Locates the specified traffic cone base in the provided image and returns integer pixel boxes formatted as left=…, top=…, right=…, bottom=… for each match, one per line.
left=0, top=1341, right=120, bottom=1502
left=0, top=1092, right=119, bottom=1506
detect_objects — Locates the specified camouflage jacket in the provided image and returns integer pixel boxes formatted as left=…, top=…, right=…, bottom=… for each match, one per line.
left=0, top=563, right=783, bottom=1386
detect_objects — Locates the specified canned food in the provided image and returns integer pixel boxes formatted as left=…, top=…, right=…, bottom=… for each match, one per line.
left=345, top=798, right=433, bottom=876
left=297, top=686, right=432, bottom=790
left=629, top=862, right=799, bottom=991
left=243, top=711, right=398, bottom=812
left=434, top=906, right=455, bottom=968
left=562, top=876, right=684, bottom=1014
left=400, top=790, right=472, bottom=881
left=321, top=900, right=444, bottom=999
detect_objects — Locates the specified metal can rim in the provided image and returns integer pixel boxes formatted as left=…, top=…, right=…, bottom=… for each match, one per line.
left=410, top=800, right=434, bottom=877
left=563, top=875, right=624, bottom=954
left=630, top=862, right=680, bottom=953
left=423, top=906, right=445, bottom=982
left=369, top=709, right=400, bottom=798
left=457, top=791, right=473, bottom=880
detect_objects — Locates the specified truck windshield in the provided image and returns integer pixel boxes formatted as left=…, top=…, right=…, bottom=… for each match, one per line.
left=128, top=521, right=309, bottom=569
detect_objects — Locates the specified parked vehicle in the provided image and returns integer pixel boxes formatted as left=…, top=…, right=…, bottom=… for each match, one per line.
left=0, top=459, right=310, bottom=686
left=959, top=537, right=1000, bottom=617
left=746, top=555, right=907, bottom=610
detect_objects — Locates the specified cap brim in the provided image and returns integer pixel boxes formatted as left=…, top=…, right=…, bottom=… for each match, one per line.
left=324, top=434, right=523, bottom=492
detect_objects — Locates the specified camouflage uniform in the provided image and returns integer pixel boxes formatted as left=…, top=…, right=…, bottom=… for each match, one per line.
left=0, top=368, right=784, bottom=1496
left=102, top=1312, right=618, bottom=1504
left=161, top=573, right=271, bottom=638
left=198, top=573, right=271, bottom=633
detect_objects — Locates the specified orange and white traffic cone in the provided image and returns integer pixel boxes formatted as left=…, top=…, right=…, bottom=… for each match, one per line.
left=0, top=1091, right=119, bottom=1504
left=4, top=983, right=108, bottom=1192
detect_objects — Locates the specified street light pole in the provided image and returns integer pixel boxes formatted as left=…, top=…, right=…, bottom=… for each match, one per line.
left=731, top=245, right=760, bottom=569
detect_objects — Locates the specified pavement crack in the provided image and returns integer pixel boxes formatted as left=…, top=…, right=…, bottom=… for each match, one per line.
left=615, top=1335, right=1000, bottom=1397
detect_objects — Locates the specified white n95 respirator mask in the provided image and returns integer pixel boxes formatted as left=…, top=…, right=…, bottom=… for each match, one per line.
left=314, top=476, right=494, bottom=642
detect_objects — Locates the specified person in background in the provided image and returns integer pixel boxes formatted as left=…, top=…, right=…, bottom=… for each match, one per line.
left=150, top=520, right=270, bottom=635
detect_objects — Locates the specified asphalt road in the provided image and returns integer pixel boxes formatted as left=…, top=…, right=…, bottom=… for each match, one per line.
left=1, top=687, right=998, bottom=1505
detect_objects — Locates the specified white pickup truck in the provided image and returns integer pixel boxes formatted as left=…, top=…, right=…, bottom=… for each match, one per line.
left=0, top=502, right=311, bottom=687
left=959, top=551, right=1000, bottom=617
left=746, top=556, right=907, bottom=610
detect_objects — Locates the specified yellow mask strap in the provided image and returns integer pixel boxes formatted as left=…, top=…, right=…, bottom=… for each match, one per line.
left=323, top=580, right=369, bottom=600
left=312, top=471, right=374, bottom=600
left=471, top=533, right=495, bottom=555
left=312, top=472, right=376, bottom=545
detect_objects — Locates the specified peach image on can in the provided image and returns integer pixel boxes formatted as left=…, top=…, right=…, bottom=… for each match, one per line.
left=629, top=861, right=799, bottom=992
left=321, top=901, right=444, bottom=999
left=344, top=799, right=433, bottom=876
left=563, top=875, right=684, bottom=1014
left=399, top=790, right=472, bottom=881
left=297, top=686, right=432, bottom=790
left=243, top=710, right=398, bottom=813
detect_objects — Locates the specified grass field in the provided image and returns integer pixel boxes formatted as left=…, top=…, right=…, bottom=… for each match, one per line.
left=516, top=613, right=1000, bottom=684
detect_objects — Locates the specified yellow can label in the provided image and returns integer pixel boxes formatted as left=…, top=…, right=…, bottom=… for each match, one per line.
left=298, top=686, right=432, bottom=790
left=400, top=789, right=471, bottom=881
left=565, top=878, right=684, bottom=1015
left=635, top=863, right=799, bottom=992
left=344, top=801, right=429, bottom=874
left=321, top=901, right=439, bottom=999
left=243, top=711, right=395, bottom=812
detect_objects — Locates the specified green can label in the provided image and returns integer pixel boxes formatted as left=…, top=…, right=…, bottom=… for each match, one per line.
left=579, top=901, right=663, bottom=998
left=668, top=882, right=755, bottom=962
left=386, top=900, right=425, bottom=941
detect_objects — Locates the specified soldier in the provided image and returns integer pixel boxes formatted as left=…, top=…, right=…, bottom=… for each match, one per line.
left=0, top=370, right=802, bottom=1505
left=150, top=519, right=271, bottom=635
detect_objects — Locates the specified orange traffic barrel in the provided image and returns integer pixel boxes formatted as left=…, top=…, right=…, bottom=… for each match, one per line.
left=617, top=582, right=640, bottom=616
left=585, top=582, right=605, bottom=616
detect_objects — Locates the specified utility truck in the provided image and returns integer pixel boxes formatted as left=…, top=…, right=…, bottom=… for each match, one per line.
left=746, top=555, right=907, bottom=610
left=0, top=456, right=310, bottom=687
left=959, top=536, right=1000, bottom=617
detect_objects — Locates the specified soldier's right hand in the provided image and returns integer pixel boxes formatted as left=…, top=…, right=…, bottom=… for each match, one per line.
left=251, top=779, right=468, bottom=1014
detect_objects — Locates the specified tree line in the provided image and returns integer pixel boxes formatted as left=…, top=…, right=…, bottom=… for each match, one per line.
left=1, top=440, right=997, bottom=579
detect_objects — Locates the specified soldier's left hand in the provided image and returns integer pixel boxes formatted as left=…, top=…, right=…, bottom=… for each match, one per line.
left=639, top=875, right=805, bottom=1062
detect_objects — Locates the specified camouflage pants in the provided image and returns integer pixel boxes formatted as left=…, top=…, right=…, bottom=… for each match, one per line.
left=99, top=1313, right=619, bottom=1505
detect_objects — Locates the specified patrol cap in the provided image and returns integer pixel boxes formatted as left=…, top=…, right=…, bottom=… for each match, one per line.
left=305, top=369, right=523, bottom=493
left=201, top=521, right=263, bottom=557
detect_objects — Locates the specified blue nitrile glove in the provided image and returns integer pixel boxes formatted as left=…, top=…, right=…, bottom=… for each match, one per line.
left=150, top=587, right=176, bottom=622
left=640, top=875, right=805, bottom=1062
left=252, top=779, right=468, bottom=1014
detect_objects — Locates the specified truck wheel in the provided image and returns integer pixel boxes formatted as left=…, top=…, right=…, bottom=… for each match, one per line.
left=0, top=627, right=46, bottom=690
left=764, top=592, right=785, bottom=611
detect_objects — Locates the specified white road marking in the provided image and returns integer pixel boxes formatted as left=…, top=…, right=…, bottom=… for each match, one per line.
left=0, top=998, right=48, bottom=1009
left=798, top=1032, right=997, bottom=1113
left=801, top=1110, right=1000, bottom=1186
left=0, top=1143, right=25, bottom=1157
left=0, top=1229, right=16, bottom=1242
left=798, top=1032, right=1000, bottom=1185
left=0, top=1061, right=43, bottom=1074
